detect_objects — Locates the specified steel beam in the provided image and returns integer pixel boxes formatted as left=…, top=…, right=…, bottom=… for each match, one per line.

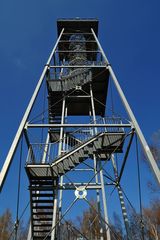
left=26, top=123, right=132, bottom=128
left=29, top=183, right=113, bottom=190
left=59, top=184, right=103, bottom=190
left=49, top=65, right=106, bottom=68
left=99, top=164, right=111, bottom=240
left=90, top=88, right=104, bottom=239
left=57, top=98, right=66, bottom=240
left=42, top=134, right=50, bottom=163
left=91, top=28, right=160, bottom=184
left=55, top=50, right=100, bottom=53
left=0, top=28, right=64, bottom=191
left=118, top=131, right=135, bottom=183
left=51, top=190, right=58, bottom=240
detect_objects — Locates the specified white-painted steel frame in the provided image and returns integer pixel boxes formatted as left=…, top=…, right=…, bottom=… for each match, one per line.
left=91, top=28, right=160, bottom=184
left=0, top=28, right=65, bottom=191
left=2, top=21, right=158, bottom=240
left=57, top=98, right=66, bottom=240
left=90, top=85, right=111, bottom=240
left=90, top=91, right=104, bottom=239
left=99, top=163, right=111, bottom=240
left=26, top=123, right=132, bottom=128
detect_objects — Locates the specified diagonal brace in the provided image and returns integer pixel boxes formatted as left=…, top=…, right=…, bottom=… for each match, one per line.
left=118, top=130, right=135, bottom=183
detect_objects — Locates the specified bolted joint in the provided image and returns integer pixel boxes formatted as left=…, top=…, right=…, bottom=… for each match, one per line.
left=14, top=219, right=19, bottom=230
left=106, top=63, right=111, bottom=68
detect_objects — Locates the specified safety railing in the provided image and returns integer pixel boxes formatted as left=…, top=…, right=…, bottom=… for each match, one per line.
left=26, top=117, right=127, bottom=165
left=47, top=69, right=92, bottom=92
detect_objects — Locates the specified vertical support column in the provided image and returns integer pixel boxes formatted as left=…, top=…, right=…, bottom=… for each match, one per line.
left=111, top=155, right=131, bottom=240
left=91, top=28, right=160, bottom=185
left=42, top=133, right=50, bottom=163
left=90, top=87, right=103, bottom=238
left=90, top=84, right=97, bottom=134
left=93, top=154, right=104, bottom=240
left=57, top=97, right=66, bottom=240
left=89, top=108, right=104, bottom=240
left=99, top=162, right=111, bottom=240
left=51, top=188, right=58, bottom=240
left=90, top=84, right=111, bottom=240
left=58, top=97, right=66, bottom=156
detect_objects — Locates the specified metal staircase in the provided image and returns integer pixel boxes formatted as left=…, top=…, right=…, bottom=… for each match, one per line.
left=47, top=69, right=92, bottom=93
left=26, top=129, right=125, bottom=178
left=29, top=178, right=57, bottom=240
left=51, top=131, right=124, bottom=176
left=26, top=124, right=125, bottom=239
left=47, top=68, right=91, bottom=128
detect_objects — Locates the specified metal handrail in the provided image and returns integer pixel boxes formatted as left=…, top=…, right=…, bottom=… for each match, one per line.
left=26, top=116, right=127, bottom=164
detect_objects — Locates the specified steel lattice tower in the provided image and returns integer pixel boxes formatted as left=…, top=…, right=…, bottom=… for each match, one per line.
left=0, top=18, right=160, bottom=240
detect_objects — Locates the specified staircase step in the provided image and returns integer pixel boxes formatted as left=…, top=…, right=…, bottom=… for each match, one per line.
left=32, top=211, right=53, bottom=215
left=31, top=179, right=54, bottom=183
left=68, top=157, right=76, bottom=168
left=85, top=145, right=95, bottom=154
left=30, top=186, right=56, bottom=191
left=78, top=148, right=84, bottom=155
left=32, top=205, right=53, bottom=209
left=63, top=159, right=71, bottom=170
left=33, top=217, right=53, bottom=221
left=52, top=166, right=59, bottom=176
left=31, top=182, right=55, bottom=189
left=94, top=140, right=101, bottom=149
left=33, top=236, right=51, bottom=240
left=31, top=193, right=54, bottom=197
left=33, top=224, right=52, bottom=227
left=34, top=230, right=51, bottom=233
left=32, top=199, right=53, bottom=203
left=57, top=162, right=66, bottom=174
left=70, top=155, right=80, bottom=164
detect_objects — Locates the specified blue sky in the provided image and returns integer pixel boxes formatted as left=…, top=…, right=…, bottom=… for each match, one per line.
left=0, top=0, right=160, bottom=229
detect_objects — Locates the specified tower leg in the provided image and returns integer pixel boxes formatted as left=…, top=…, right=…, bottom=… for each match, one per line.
left=42, top=133, right=50, bottom=163
left=91, top=28, right=160, bottom=185
left=90, top=85, right=111, bottom=240
left=51, top=190, right=58, bottom=240
left=57, top=97, right=66, bottom=240
left=99, top=163, right=111, bottom=240
left=93, top=154, right=104, bottom=240
left=0, top=28, right=65, bottom=191
left=89, top=108, right=104, bottom=240
left=111, top=155, right=131, bottom=240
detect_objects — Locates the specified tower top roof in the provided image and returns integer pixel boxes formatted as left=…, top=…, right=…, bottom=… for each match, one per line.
left=57, top=18, right=98, bottom=36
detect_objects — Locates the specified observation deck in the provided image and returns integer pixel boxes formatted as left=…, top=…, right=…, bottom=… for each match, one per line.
left=47, top=18, right=109, bottom=119
left=57, top=18, right=98, bottom=35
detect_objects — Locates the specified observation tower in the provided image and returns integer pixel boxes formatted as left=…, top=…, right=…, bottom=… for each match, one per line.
left=0, top=18, right=159, bottom=240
